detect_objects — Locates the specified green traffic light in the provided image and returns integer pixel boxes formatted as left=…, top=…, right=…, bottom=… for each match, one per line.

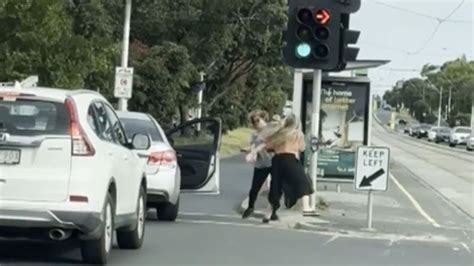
left=296, top=43, right=311, bottom=58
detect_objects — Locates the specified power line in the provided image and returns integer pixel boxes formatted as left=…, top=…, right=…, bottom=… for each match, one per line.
left=371, top=0, right=472, bottom=24
left=378, top=68, right=420, bottom=73
left=412, top=0, right=467, bottom=54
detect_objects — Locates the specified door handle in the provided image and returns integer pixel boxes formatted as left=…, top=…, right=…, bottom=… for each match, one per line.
left=107, top=151, right=113, bottom=156
left=123, top=156, right=129, bottom=161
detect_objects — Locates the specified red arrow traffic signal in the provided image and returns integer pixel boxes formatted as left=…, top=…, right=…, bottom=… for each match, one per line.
left=314, top=9, right=330, bottom=25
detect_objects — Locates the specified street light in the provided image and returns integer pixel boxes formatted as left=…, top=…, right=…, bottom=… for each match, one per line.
left=423, top=75, right=443, bottom=127
left=118, top=0, right=132, bottom=111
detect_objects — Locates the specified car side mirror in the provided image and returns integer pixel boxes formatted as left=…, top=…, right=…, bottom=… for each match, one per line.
left=132, top=134, right=151, bottom=150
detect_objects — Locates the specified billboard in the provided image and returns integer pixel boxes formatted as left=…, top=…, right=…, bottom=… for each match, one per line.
left=302, top=76, right=370, bottom=180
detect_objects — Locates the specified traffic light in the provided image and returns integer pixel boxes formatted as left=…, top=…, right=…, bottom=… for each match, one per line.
left=335, top=13, right=361, bottom=71
left=283, top=0, right=361, bottom=71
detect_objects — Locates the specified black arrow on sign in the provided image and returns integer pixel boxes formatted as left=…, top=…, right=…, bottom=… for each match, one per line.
left=359, top=168, right=385, bottom=188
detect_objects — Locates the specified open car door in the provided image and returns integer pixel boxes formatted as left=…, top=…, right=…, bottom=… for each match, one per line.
left=166, top=118, right=222, bottom=194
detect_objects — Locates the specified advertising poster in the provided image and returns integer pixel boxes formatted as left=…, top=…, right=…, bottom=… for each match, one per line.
left=303, top=78, right=370, bottom=180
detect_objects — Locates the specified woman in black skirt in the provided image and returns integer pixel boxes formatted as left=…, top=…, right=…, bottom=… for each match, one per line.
left=262, top=115, right=314, bottom=222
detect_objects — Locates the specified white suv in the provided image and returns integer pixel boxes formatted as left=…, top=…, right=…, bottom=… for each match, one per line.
left=449, top=126, right=471, bottom=147
left=0, top=86, right=150, bottom=264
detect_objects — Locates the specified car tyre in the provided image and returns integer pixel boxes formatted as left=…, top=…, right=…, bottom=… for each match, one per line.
left=156, top=198, right=179, bottom=222
left=467, top=146, right=473, bottom=151
left=81, top=194, right=115, bottom=265
left=117, top=186, right=146, bottom=249
left=449, top=142, right=456, bottom=147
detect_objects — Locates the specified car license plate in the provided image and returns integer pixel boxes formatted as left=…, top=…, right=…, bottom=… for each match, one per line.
left=0, top=150, right=21, bottom=165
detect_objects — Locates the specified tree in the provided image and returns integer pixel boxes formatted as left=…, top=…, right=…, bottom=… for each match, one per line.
left=129, top=0, right=288, bottom=128
left=128, top=41, right=198, bottom=129
left=0, top=0, right=117, bottom=89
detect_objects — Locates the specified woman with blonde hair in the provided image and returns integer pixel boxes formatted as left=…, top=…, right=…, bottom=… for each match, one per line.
left=262, top=114, right=314, bottom=223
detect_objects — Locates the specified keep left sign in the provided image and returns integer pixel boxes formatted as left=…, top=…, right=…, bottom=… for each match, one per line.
left=355, top=146, right=390, bottom=192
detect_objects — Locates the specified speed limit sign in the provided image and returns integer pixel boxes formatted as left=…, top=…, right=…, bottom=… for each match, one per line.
left=114, top=67, right=134, bottom=99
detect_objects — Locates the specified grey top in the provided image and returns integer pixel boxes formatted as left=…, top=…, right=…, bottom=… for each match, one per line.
left=250, top=132, right=273, bottom=169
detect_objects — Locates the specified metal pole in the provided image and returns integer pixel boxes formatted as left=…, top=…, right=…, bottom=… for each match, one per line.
left=471, top=90, right=474, bottom=130
left=448, top=87, right=452, bottom=118
left=292, top=69, right=304, bottom=118
left=309, top=70, right=322, bottom=211
left=438, top=87, right=443, bottom=127
left=367, top=190, right=373, bottom=229
left=118, top=0, right=132, bottom=111
left=197, top=72, right=204, bottom=120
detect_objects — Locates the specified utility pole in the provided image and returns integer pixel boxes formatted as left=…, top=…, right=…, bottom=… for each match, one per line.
left=118, top=0, right=132, bottom=111
left=197, top=72, right=205, bottom=120
left=448, top=87, right=452, bottom=118
left=437, top=86, right=443, bottom=127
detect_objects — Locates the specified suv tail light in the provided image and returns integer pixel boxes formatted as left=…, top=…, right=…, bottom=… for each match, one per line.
left=148, top=150, right=176, bottom=166
left=65, top=97, right=95, bottom=156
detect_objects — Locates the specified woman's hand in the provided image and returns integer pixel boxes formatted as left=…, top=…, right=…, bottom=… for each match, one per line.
left=245, top=151, right=258, bottom=163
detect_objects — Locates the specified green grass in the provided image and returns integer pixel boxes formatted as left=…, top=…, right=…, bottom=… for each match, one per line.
left=220, top=128, right=253, bottom=158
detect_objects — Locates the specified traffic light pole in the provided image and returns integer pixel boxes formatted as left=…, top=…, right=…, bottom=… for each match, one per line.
left=309, top=69, right=323, bottom=211
left=118, top=0, right=132, bottom=111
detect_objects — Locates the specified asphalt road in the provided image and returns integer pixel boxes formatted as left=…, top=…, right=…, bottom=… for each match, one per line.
left=1, top=154, right=472, bottom=265
left=377, top=109, right=470, bottom=152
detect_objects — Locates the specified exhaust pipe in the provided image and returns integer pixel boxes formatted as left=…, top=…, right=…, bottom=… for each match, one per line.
left=49, top=228, right=72, bottom=241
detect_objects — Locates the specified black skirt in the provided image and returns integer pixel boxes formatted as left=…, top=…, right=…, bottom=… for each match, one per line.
left=269, top=153, right=314, bottom=209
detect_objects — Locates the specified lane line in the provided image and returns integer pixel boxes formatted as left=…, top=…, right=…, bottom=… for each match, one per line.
left=180, top=212, right=240, bottom=219
left=390, top=173, right=441, bottom=228
left=322, top=235, right=339, bottom=246
left=461, top=243, right=472, bottom=254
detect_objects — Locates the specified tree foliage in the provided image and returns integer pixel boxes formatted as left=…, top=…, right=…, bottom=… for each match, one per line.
left=0, top=0, right=291, bottom=130
left=0, top=0, right=119, bottom=90
left=384, top=57, right=473, bottom=126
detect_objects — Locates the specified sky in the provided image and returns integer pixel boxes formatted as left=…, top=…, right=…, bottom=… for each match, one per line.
left=351, top=0, right=473, bottom=95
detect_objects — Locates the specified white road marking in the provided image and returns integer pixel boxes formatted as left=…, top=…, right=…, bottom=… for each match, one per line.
left=322, top=235, right=339, bottom=246
left=180, top=212, right=240, bottom=219
left=176, top=217, right=453, bottom=244
left=461, top=243, right=472, bottom=254
left=390, top=174, right=441, bottom=228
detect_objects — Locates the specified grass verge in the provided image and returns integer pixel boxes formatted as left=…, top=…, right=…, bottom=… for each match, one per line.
left=220, top=128, right=252, bottom=158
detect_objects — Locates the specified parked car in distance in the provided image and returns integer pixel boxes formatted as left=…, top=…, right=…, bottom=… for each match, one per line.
left=428, top=127, right=440, bottom=142
left=409, top=125, right=421, bottom=137
left=449, top=127, right=472, bottom=147
left=433, top=127, right=451, bottom=143
left=117, top=112, right=223, bottom=222
left=467, top=133, right=474, bottom=151
left=0, top=86, right=151, bottom=264
left=416, top=124, right=432, bottom=139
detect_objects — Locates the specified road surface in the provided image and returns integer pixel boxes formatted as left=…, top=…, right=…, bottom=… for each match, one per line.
left=1, top=133, right=472, bottom=265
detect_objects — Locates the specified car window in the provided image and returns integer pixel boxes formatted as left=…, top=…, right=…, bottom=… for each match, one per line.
left=120, top=117, right=163, bottom=142
left=87, top=105, right=101, bottom=136
left=169, top=120, right=218, bottom=148
left=456, top=128, right=471, bottom=134
left=103, top=104, right=127, bottom=146
left=0, top=99, right=69, bottom=136
left=90, top=102, right=115, bottom=142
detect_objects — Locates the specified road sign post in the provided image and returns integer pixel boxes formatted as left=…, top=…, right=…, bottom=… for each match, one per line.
left=117, top=0, right=132, bottom=111
left=114, top=67, right=134, bottom=100
left=355, top=146, right=390, bottom=230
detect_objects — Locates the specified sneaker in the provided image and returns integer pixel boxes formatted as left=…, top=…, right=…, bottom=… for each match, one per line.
left=242, top=208, right=254, bottom=219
